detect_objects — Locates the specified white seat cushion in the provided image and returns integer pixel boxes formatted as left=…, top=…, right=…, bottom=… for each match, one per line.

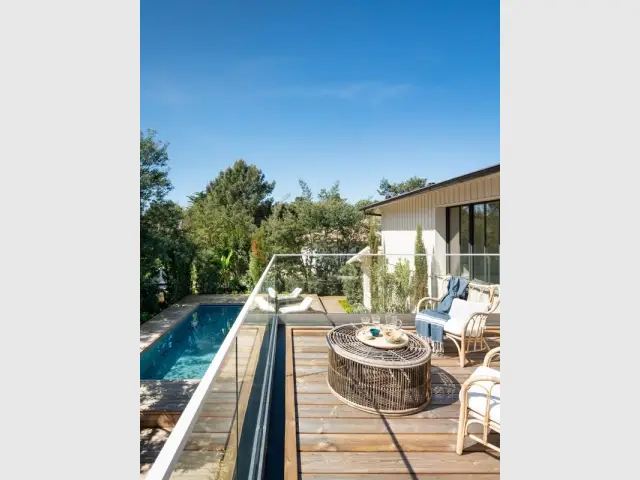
left=449, top=298, right=490, bottom=319
left=444, top=299, right=490, bottom=336
left=460, top=366, right=500, bottom=424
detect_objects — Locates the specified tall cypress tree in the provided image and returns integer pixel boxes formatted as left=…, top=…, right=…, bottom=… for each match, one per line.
left=368, top=221, right=379, bottom=312
left=412, top=224, right=428, bottom=309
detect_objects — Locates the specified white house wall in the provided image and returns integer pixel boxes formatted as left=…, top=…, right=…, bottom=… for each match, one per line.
left=378, top=172, right=500, bottom=295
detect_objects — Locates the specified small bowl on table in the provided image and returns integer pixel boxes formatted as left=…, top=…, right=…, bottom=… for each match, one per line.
left=384, top=328, right=404, bottom=344
left=369, top=328, right=381, bottom=338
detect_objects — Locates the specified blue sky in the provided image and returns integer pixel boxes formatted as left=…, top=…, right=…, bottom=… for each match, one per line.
left=141, top=1, right=499, bottom=205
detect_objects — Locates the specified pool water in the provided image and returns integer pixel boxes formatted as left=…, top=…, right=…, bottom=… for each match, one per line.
left=140, top=304, right=243, bottom=380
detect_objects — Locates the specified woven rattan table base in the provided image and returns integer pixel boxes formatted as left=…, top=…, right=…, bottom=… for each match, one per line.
left=326, top=324, right=432, bottom=416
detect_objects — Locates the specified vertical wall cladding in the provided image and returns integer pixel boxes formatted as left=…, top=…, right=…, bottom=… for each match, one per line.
left=378, top=173, right=500, bottom=261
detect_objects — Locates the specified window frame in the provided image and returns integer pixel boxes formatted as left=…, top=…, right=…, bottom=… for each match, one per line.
left=446, top=199, right=500, bottom=283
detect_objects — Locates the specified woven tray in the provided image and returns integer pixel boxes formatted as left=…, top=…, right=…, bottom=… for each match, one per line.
left=356, top=327, right=409, bottom=350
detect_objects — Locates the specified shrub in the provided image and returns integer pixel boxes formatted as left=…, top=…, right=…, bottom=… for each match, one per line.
left=371, top=258, right=412, bottom=314
left=340, top=262, right=363, bottom=306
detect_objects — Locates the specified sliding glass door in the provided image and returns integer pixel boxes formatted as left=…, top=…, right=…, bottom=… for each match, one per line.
left=446, top=201, right=499, bottom=284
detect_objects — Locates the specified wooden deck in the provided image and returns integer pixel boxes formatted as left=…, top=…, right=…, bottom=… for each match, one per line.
left=285, top=326, right=500, bottom=479
left=140, top=325, right=265, bottom=479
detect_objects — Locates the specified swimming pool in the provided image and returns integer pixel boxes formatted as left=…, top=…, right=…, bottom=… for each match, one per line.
left=140, top=304, right=243, bottom=380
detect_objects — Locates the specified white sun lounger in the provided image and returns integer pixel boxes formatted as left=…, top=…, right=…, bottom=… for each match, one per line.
left=254, top=296, right=275, bottom=312
left=279, top=296, right=313, bottom=314
left=268, top=287, right=302, bottom=301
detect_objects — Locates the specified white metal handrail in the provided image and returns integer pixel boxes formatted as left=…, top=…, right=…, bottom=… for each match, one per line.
left=146, top=255, right=277, bottom=480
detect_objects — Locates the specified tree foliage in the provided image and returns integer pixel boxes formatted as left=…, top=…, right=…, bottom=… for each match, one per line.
left=140, top=130, right=172, bottom=213
left=205, top=159, right=275, bottom=224
left=140, top=129, right=432, bottom=322
left=184, top=160, right=275, bottom=293
left=249, top=227, right=270, bottom=285
left=261, top=180, right=368, bottom=254
left=368, top=220, right=380, bottom=311
left=258, top=181, right=369, bottom=295
left=370, top=258, right=412, bottom=314
left=392, top=260, right=412, bottom=312
left=411, top=224, right=428, bottom=308
left=339, top=262, right=364, bottom=311
left=378, top=176, right=428, bottom=199
left=140, top=131, right=195, bottom=321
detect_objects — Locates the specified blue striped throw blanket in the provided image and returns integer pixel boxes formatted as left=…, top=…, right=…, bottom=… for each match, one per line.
left=415, top=276, right=469, bottom=353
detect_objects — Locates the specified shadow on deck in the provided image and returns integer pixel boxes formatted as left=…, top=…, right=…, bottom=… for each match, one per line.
left=284, top=323, right=500, bottom=479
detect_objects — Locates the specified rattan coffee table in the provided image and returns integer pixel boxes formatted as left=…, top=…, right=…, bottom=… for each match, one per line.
left=326, top=324, right=432, bottom=416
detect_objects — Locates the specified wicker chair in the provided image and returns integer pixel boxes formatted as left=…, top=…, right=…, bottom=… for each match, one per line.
left=415, top=277, right=499, bottom=367
left=456, top=347, right=500, bottom=454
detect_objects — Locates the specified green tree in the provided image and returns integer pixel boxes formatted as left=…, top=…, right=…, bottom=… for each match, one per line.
left=259, top=181, right=369, bottom=295
left=372, top=257, right=392, bottom=313
left=205, top=159, right=275, bottom=225
left=185, top=160, right=275, bottom=292
left=368, top=220, right=380, bottom=311
left=142, top=200, right=196, bottom=305
left=392, top=260, right=411, bottom=312
left=378, top=176, right=428, bottom=199
left=260, top=181, right=368, bottom=255
left=339, top=262, right=363, bottom=310
left=216, top=250, right=234, bottom=292
left=411, top=224, right=428, bottom=308
left=140, top=130, right=172, bottom=213
left=370, top=258, right=412, bottom=314
left=249, top=227, right=271, bottom=285
left=141, top=130, right=173, bottom=316
left=185, top=197, right=254, bottom=293
left=140, top=130, right=195, bottom=320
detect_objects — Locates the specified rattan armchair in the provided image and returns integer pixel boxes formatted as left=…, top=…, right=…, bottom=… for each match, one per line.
left=415, top=277, right=499, bottom=367
left=456, top=346, right=500, bottom=454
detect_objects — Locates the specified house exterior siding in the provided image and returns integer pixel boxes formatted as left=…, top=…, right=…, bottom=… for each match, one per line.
left=377, top=172, right=500, bottom=295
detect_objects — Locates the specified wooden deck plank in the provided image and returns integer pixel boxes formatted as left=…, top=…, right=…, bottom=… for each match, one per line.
left=141, top=325, right=265, bottom=478
left=298, top=452, right=500, bottom=474
left=191, top=418, right=234, bottom=433
left=202, top=392, right=243, bottom=404
left=298, top=433, right=500, bottom=452
left=198, top=403, right=240, bottom=416
left=295, top=404, right=462, bottom=419
left=140, top=428, right=173, bottom=479
left=300, top=475, right=500, bottom=480
left=285, top=326, right=299, bottom=480
left=211, top=324, right=266, bottom=479
left=169, top=451, right=225, bottom=478
left=184, top=433, right=230, bottom=451
left=297, top=418, right=484, bottom=435
left=289, top=327, right=500, bottom=478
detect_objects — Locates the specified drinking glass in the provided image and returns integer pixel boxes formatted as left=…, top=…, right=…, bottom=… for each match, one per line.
left=384, top=315, right=398, bottom=332
left=361, top=316, right=370, bottom=327
left=371, top=315, right=381, bottom=327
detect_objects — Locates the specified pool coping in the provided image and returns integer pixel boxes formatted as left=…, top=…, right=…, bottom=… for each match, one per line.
left=139, top=294, right=249, bottom=354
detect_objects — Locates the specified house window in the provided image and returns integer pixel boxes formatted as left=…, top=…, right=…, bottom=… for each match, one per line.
left=446, top=201, right=499, bottom=284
